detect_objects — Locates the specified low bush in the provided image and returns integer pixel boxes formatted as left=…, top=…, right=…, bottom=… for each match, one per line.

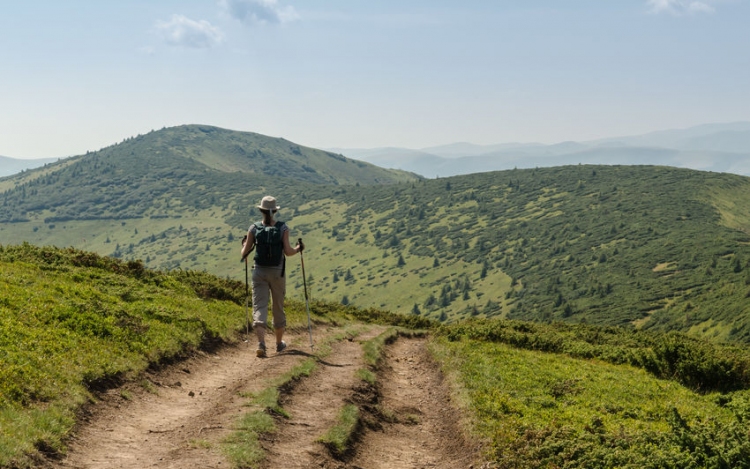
left=437, top=319, right=750, bottom=393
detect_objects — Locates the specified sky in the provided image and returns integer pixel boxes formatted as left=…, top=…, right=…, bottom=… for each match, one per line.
left=1, top=0, right=749, bottom=159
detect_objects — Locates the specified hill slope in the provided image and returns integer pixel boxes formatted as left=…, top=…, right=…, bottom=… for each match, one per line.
left=0, top=124, right=418, bottom=223
left=309, top=165, right=750, bottom=340
left=6, top=132, right=750, bottom=342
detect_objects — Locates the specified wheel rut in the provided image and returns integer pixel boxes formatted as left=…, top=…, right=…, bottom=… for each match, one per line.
left=259, top=326, right=385, bottom=469
left=342, top=336, right=484, bottom=469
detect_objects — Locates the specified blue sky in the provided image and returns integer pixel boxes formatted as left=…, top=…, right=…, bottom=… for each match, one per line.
left=1, top=0, right=749, bottom=158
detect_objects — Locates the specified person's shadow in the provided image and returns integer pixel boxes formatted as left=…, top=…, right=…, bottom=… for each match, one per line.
left=273, top=348, right=348, bottom=368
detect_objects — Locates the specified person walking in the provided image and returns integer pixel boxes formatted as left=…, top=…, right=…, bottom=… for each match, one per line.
left=241, top=195, right=304, bottom=357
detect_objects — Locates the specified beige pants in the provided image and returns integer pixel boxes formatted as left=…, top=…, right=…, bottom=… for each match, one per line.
left=252, top=265, right=287, bottom=330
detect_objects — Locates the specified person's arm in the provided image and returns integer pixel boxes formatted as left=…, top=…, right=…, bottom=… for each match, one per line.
left=282, top=229, right=303, bottom=256
left=241, top=229, right=255, bottom=261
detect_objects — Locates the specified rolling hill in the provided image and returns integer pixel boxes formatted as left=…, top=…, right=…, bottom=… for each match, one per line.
left=4, top=127, right=750, bottom=344
left=0, top=124, right=419, bottom=224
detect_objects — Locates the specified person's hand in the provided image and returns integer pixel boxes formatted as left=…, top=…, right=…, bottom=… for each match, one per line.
left=296, top=240, right=305, bottom=253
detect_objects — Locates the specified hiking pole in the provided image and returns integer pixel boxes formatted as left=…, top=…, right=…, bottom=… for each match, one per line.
left=299, top=238, right=314, bottom=351
left=244, top=258, right=250, bottom=342
left=241, top=232, right=254, bottom=343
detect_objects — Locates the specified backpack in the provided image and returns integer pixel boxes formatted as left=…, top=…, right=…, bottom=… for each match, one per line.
left=253, top=221, right=285, bottom=267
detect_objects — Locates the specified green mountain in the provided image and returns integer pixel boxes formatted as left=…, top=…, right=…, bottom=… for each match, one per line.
left=0, top=125, right=418, bottom=222
left=296, top=165, right=750, bottom=342
left=4, top=128, right=750, bottom=343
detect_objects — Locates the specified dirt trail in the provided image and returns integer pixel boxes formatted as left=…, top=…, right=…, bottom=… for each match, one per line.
left=52, top=329, right=327, bottom=469
left=49, top=327, right=486, bottom=469
left=259, top=327, right=385, bottom=468
left=344, top=337, right=482, bottom=469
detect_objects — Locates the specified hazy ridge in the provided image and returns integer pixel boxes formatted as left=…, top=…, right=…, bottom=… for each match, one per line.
left=0, top=156, right=59, bottom=178
left=332, top=122, right=750, bottom=178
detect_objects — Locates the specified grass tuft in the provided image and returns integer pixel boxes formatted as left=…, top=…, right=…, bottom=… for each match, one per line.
left=356, top=368, right=377, bottom=385
left=317, top=404, right=360, bottom=457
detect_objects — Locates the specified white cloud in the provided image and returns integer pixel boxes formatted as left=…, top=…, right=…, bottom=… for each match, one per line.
left=647, top=0, right=717, bottom=15
left=218, top=0, right=299, bottom=25
left=156, top=14, right=225, bottom=48
left=688, top=1, right=716, bottom=13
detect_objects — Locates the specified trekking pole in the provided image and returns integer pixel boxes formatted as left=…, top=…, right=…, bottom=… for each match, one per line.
left=244, top=258, right=250, bottom=342
left=299, top=238, right=314, bottom=351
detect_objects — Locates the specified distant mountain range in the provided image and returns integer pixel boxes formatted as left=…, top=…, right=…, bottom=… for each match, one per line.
left=0, top=156, right=59, bottom=178
left=329, top=122, right=750, bottom=178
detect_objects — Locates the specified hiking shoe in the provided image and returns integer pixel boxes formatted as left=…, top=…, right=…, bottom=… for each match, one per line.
left=256, top=343, right=267, bottom=358
left=276, top=341, right=287, bottom=353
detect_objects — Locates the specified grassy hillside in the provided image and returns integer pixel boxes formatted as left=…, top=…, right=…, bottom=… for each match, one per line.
left=432, top=320, right=750, bottom=468
left=285, top=165, right=750, bottom=341
left=0, top=124, right=418, bottom=224
left=0, top=244, right=245, bottom=467
left=6, top=140, right=750, bottom=343
left=0, top=244, right=425, bottom=467
left=4, top=244, right=750, bottom=468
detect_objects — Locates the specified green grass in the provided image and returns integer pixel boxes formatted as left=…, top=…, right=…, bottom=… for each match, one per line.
left=222, top=411, right=276, bottom=469
left=361, top=327, right=399, bottom=367
left=356, top=368, right=377, bottom=385
left=317, top=404, right=360, bottom=456
left=431, top=334, right=750, bottom=468
left=437, top=318, right=750, bottom=393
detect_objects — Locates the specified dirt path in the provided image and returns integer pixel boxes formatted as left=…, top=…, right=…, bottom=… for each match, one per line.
left=259, top=327, right=385, bottom=469
left=344, top=337, right=483, bottom=469
left=52, top=329, right=328, bottom=469
left=48, top=328, right=486, bottom=469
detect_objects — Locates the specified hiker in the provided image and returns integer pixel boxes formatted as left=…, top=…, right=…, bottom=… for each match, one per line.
left=241, top=195, right=304, bottom=358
